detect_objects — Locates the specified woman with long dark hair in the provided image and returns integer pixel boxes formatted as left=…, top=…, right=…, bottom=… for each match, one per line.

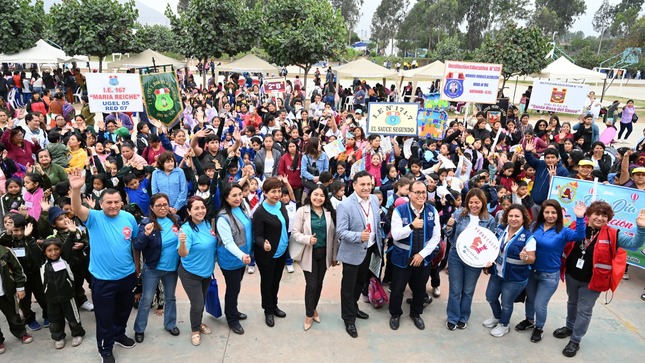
left=300, top=137, right=329, bottom=192
left=278, top=139, right=303, bottom=204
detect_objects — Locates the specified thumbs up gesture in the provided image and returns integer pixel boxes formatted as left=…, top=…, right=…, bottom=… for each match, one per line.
left=310, top=233, right=317, bottom=246
left=361, top=227, right=370, bottom=242
left=264, top=239, right=271, bottom=252
left=179, top=231, right=187, bottom=244
left=411, top=215, right=423, bottom=229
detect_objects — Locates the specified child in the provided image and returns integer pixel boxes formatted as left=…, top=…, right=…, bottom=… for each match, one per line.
left=40, top=238, right=85, bottom=349
left=406, top=158, right=424, bottom=181
left=385, top=178, right=412, bottom=208
left=280, top=180, right=297, bottom=273
left=2, top=178, right=24, bottom=217
left=195, top=174, right=218, bottom=222
left=46, top=130, right=70, bottom=169
left=511, top=181, right=534, bottom=216
left=496, top=162, right=516, bottom=192
left=85, top=173, right=108, bottom=209
left=23, top=173, right=50, bottom=221
left=495, top=195, right=513, bottom=225
left=364, top=153, right=383, bottom=186
left=246, top=178, right=261, bottom=215
left=380, top=164, right=400, bottom=202
left=329, top=181, right=346, bottom=210
left=0, top=241, right=33, bottom=352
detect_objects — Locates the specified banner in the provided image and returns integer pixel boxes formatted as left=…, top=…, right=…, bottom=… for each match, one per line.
left=264, top=78, right=285, bottom=93
left=418, top=108, right=448, bottom=140
left=140, top=72, right=183, bottom=126
left=85, top=73, right=143, bottom=113
left=366, top=102, right=419, bottom=136
left=323, top=139, right=346, bottom=159
left=441, top=61, right=502, bottom=104
left=481, top=98, right=509, bottom=127
left=423, top=93, right=450, bottom=109
left=548, top=176, right=645, bottom=269
left=527, top=80, right=589, bottom=114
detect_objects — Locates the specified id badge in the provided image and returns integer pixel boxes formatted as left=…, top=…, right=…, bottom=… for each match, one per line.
left=52, top=260, right=66, bottom=272
left=25, top=201, right=34, bottom=208
left=12, top=247, right=26, bottom=258
left=576, top=258, right=585, bottom=269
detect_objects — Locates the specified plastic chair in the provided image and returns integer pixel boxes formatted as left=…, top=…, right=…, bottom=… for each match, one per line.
left=7, top=88, right=21, bottom=109
left=344, top=95, right=354, bottom=111
left=73, top=87, right=83, bottom=103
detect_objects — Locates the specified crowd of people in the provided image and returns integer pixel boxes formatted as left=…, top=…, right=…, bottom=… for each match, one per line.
left=0, top=69, right=644, bottom=363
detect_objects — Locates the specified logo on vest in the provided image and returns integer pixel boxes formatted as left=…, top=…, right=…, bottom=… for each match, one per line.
left=122, top=227, right=132, bottom=240
left=598, top=239, right=610, bottom=245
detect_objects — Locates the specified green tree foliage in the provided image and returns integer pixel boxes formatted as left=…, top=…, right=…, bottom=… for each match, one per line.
left=430, top=36, right=465, bottom=62
left=177, top=0, right=189, bottom=12
left=609, top=0, right=645, bottom=36
left=259, top=0, right=347, bottom=92
left=592, top=0, right=615, bottom=55
left=331, top=0, right=364, bottom=45
left=0, top=0, right=46, bottom=54
left=531, top=0, right=586, bottom=36
left=370, top=0, right=409, bottom=54
left=135, top=24, right=179, bottom=54
left=49, top=0, right=139, bottom=72
left=475, top=24, right=549, bottom=88
left=396, top=0, right=459, bottom=52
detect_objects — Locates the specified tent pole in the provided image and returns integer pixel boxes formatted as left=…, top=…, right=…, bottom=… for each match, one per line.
left=600, top=77, right=607, bottom=103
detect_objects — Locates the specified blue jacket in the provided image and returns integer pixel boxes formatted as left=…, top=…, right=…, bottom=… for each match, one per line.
left=133, top=216, right=180, bottom=271
left=531, top=217, right=586, bottom=273
left=525, top=151, right=569, bottom=205
left=392, top=202, right=439, bottom=268
left=446, top=208, right=497, bottom=248
left=151, top=168, right=188, bottom=210
left=300, top=153, right=330, bottom=181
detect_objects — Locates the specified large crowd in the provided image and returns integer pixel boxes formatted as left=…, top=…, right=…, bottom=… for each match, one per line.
left=0, top=67, right=644, bottom=363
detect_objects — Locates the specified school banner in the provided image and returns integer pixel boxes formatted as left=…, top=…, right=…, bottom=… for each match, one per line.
left=418, top=108, right=449, bottom=140
left=441, top=61, right=502, bottom=104
left=423, top=93, right=450, bottom=109
left=481, top=98, right=509, bottom=127
left=140, top=72, right=183, bottom=126
left=527, top=80, right=589, bottom=114
left=263, top=78, right=285, bottom=93
left=548, top=176, right=645, bottom=269
left=366, top=102, right=419, bottom=136
left=85, top=73, right=143, bottom=113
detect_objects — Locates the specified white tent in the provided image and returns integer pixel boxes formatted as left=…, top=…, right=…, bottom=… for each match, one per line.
left=109, top=49, right=185, bottom=69
left=333, top=58, right=398, bottom=80
left=217, top=54, right=280, bottom=75
left=0, top=39, right=88, bottom=63
left=533, top=56, right=606, bottom=80
left=402, top=60, right=445, bottom=81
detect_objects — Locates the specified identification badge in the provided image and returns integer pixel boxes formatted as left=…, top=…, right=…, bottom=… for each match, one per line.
left=52, top=260, right=66, bottom=272
left=25, top=201, right=33, bottom=208
left=576, top=258, right=585, bottom=269
left=12, top=247, right=26, bottom=257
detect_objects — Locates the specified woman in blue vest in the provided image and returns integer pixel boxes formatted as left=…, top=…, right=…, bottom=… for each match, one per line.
left=483, top=204, right=536, bottom=338
left=178, top=196, right=217, bottom=346
left=216, top=184, right=253, bottom=335
left=444, top=188, right=497, bottom=330
left=252, top=177, right=290, bottom=328
left=133, top=193, right=181, bottom=343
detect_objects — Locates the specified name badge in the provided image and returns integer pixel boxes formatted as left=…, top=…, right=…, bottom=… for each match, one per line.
left=12, top=247, right=26, bottom=258
left=576, top=258, right=585, bottom=269
left=25, top=201, right=34, bottom=208
left=52, top=260, right=66, bottom=272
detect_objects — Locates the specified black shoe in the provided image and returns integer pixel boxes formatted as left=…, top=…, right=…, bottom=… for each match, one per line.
left=531, top=328, right=544, bottom=343
left=345, top=323, right=358, bottom=338
left=457, top=321, right=467, bottom=329
left=389, top=316, right=400, bottom=330
left=167, top=327, right=180, bottom=336
left=406, top=296, right=433, bottom=307
left=230, top=324, right=244, bottom=335
left=553, top=327, right=573, bottom=339
left=102, top=354, right=116, bottom=363
left=265, top=314, right=275, bottom=327
left=238, top=312, right=248, bottom=320
left=562, top=341, right=580, bottom=357
left=274, top=308, right=287, bottom=318
left=446, top=321, right=457, bottom=331
left=115, top=335, right=136, bottom=348
left=515, top=319, right=535, bottom=331
left=134, top=332, right=144, bottom=343
left=356, top=310, right=369, bottom=319
left=411, top=315, right=425, bottom=330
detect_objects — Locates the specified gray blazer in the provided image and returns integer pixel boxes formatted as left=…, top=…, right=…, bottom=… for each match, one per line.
left=336, top=193, right=383, bottom=266
left=254, top=148, right=282, bottom=176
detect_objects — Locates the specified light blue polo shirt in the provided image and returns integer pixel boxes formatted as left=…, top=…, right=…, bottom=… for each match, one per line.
left=179, top=221, right=217, bottom=278
left=86, top=210, right=139, bottom=280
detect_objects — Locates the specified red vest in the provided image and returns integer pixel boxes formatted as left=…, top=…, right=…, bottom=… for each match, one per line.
left=561, top=224, right=619, bottom=292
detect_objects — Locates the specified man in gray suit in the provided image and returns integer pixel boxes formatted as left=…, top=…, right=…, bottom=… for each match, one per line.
left=336, top=171, right=384, bottom=338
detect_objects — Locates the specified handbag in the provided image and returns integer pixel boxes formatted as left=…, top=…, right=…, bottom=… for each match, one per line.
left=288, top=234, right=306, bottom=262
left=301, top=155, right=319, bottom=190
left=632, top=113, right=638, bottom=123
left=205, top=275, right=222, bottom=318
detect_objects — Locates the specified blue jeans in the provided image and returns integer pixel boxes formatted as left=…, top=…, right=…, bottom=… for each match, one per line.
left=485, top=274, right=528, bottom=326
left=524, top=270, right=560, bottom=329
left=133, top=265, right=178, bottom=333
left=446, top=249, right=482, bottom=324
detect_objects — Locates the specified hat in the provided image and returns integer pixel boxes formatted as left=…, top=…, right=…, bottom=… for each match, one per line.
left=632, top=167, right=645, bottom=174
left=48, top=206, right=67, bottom=225
left=578, top=159, right=594, bottom=167
left=115, top=127, right=130, bottom=138
left=345, top=132, right=355, bottom=139
left=355, top=109, right=363, bottom=114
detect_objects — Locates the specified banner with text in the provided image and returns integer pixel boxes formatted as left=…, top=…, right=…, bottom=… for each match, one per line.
left=140, top=72, right=183, bottom=127
left=263, top=78, right=285, bottom=93
left=548, top=176, right=645, bottom=269
left=366, top=102, right=419, bottom=136
left=85, top=73, right=143, bottom=113
left=528, top=80, right=589, bottom=114
left=441, top=61, right=502, bottom=104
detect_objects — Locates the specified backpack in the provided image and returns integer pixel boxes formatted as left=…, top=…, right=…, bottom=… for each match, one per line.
left=368, top=277, right=389, bottom=309
left=58, top=100, right=75, bottom=122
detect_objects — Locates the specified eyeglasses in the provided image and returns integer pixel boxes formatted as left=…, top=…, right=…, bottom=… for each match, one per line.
left=153, top=203, right=169, bottom=208
left=410, top=191, right=426, bottom=196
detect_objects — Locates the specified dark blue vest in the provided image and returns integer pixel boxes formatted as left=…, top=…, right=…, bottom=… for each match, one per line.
left=493, top=227, right=533, bottom=282
left=391, top=202, right=437, bottom=268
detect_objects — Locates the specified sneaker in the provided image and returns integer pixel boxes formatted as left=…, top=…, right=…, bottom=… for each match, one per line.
left=553, top=326, right=573, bottom=339
left=115, top=336, right=136, bottom=349
left=286, top=264, right=294, bottom=273
left=490, top=324, right=510, bottom=337
left=531, top=328, right=544, bottom=343
left=247, top=266, right=255, bottom=274
left=55, top=339, right=65, bottom=349
left=515, top=319, right=535, bottom=331
left=101, top=354, right=116, bottom=363
left=26, top=321, right=42, bottom=331
left=43, top=319, right=50, bottom=328
left=21, top=334, right=33, bottom=344
left=623, top=272, right=630, bottom=280
left=457, top=321, right=467, bottom=329
left=0, top=342, right=5, bottom=354
left=483, top=318, right=499, bottom=328
left=432, top=287, right=441, bottom=298
left=80, top=301, right=94, bottom=311
left=445, top=321, right=457, bottom=331
left=72, top=336, right=83, bottom=347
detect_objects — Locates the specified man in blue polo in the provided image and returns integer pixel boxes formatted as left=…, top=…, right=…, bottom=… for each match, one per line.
left=69, top=168, right=138, bottom=363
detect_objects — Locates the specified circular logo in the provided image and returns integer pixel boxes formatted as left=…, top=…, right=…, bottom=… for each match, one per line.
left=171, top=225, right=179, bottom=235
left=456, top=226, right=500, bottom=268
left=444, top=79, right=464, bottom=99
left=557, top=185, right=576, bottom=204
left=122, top=226, right=132, bottom=240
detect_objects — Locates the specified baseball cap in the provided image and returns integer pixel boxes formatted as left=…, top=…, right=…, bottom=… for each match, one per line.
left=632, top=167, right=645, bottom=174
left=355, top=109, right=363, bottom=114
left=578, top=159, right=594, bottom=167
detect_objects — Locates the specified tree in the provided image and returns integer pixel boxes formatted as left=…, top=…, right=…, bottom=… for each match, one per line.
left=431, top=36, right=465, bottom=62
left=396, top=0, right=459, bottom=52
left=592, top=0, right=615, bottom=55
left=331, top=0, right=364, bottom=45
left=370, top=0, right=409, bottom=55
left=475, top=24, right=549, bottom=89
left=531, top=0, right=586, bottom=36
left=0, top=0, right=45, bottom=54
left=134, top=24, right=179, bottom=54
left=50, top=0, right=139, bottom=73
left=260, top=0, right=346, bottom=93
left=609, top=0, right=645, bottom=37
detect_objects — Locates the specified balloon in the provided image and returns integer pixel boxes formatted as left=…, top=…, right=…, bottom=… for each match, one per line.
left=632, top=193, right=639, bottom=203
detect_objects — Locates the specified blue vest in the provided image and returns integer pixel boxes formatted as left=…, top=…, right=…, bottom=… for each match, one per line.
left=493, top=227, right=532, bottom=282
left=391, top=202, right=437, bottom=268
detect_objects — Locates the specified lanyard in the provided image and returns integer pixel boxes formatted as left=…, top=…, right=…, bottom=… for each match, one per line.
left=359, top=201, right=370, bottom=219
left=580, top=229, right=600, bottom=256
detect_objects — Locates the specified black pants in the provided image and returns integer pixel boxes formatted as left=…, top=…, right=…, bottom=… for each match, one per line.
left=341, top=244, right=377, bottom=324
left=618, top=122, right=633, bottom=139
left=20, top=269, right=48, bottom=323
left=0, top=294, right=27, bottom=343
left=178, top=264, right=210, bottom=332
left=389, top=264, right=432, bottom=317
left=304, top=248, right=327, bottom=317
left=48, top=298, right=85, bottom=341
left=256, top=253, right=286, bottom=315
left=71, top=264, right=88, bottom=306
left=221, top=266, right=245, bottom=327
left=92, top=273, right=136, bottom=357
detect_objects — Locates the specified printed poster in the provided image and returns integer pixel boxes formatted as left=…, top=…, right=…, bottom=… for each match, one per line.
left=323, top=139, right=346, bottom=159
left=140, top=72, right=183, bottom=126
left=366, top=102, right=419, bottom=136
left=85, top=73, right=143, bottom=113
left=441, top=61, right=502, bottom=104
left=263, top=78, right=286, bottom=93
left=418, top=109, right=448, bottom=140
left=528, top=80, right=589, bottom=114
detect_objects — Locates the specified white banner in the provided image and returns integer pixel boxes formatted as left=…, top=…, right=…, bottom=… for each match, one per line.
left=441, top=61, right=502, bottom=104
left=456, top=226, right=500, bottom=268
left=527, top=80, right=588, bottom=114
left=86, top=73, right=143, bottom=113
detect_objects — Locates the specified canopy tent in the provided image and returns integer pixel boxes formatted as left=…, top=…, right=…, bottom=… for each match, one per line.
left=217, top=54, right=280, bottom=75
left=333, top=58, right=398, bottom=79
left=109, top=49, right=185, bottom=69
left=0, top=39, right=89, bottom=63
left=402, top=60, right=445, bottom=81
left=532, top=56, right=606, bottom=80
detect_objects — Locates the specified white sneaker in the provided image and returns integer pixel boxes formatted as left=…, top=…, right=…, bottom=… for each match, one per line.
left=623, top=272, right=630, bottom=280
left=490, top=323, right=510, bottom=337
left=55, top=339, right=65, bottom=349
left=483, top=317, right=499, bottom=328
left=286, top=264, right=294, bottom=273
left=432, top=287, right=441, bottom=298
left=80, top=301, right=94, bottom=311
left=247, top=266, right=255, bottom=274
left=72, top=336, right=83, bottom=347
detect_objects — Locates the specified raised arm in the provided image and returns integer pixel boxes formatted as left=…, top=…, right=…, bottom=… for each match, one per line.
left=68, top=168, right=90, bottom=222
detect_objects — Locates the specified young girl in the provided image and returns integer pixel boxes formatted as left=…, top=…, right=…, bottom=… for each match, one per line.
left=364, top=153, right=383, bottom=187
left=23, top=173, right=49, bottom=220
left=385, top=178, right=412, bottom=208
left=2, top=178, right=24, bottom=216
left=329, top=181, right=346, bottom=210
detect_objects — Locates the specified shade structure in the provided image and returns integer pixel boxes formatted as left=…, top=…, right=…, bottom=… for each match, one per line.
left=217, top=54, right=280, bottom=75
left=333, top=58, right=398, bottom=80
left=402, top=60, right=445, bottom=81
left=532, top=56, right=606, bottom=80
left=109, top=49, right=185, bottom=69
left=0, top=39, right=88, bottom=63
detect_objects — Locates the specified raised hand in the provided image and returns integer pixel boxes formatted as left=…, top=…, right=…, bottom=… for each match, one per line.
left=573, top=201, right=587, bottom=218
left=636, top=209, right=645, bottom=228
left=40, top=198, right=51, bottom=212
left=68, top=168, right=85, bottom=190
left=547, top=164, right=557, bottom=176
left=65, top=218, right=77, bottom=233
left=24, top=223, right=34, bottom=237
left=144, top=222, right=154, bottom=236
left=524, top=142, right=534, bottom=153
